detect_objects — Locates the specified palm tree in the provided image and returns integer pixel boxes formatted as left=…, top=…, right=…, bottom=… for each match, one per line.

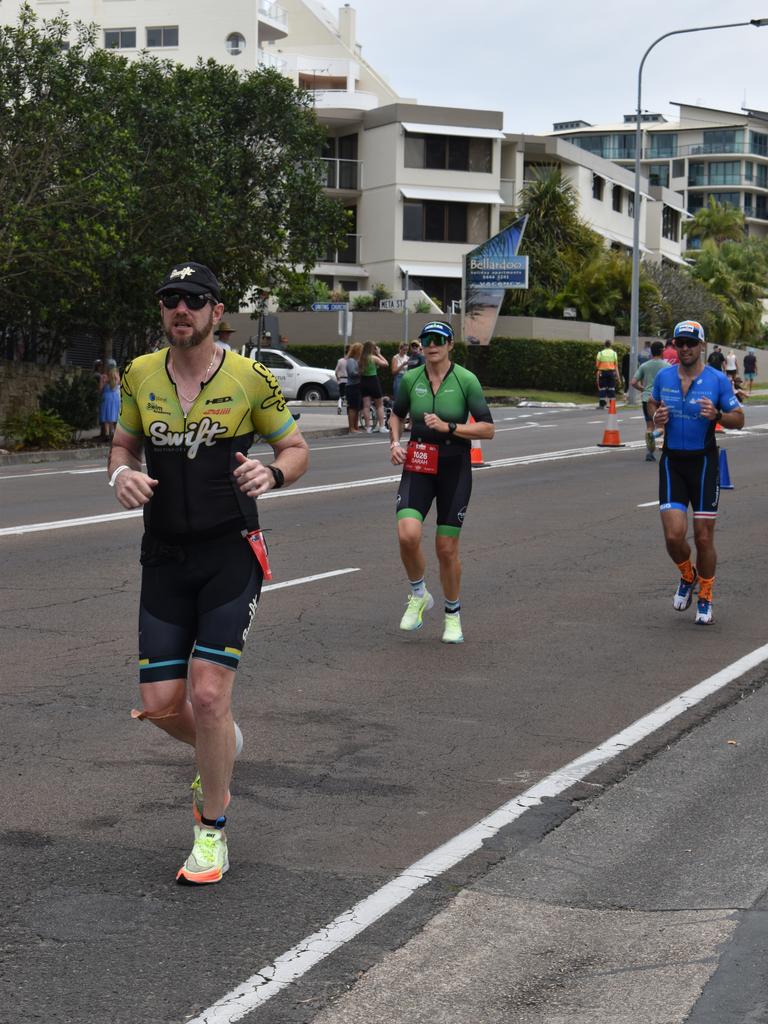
left=683, top=198, right=745, bottom=248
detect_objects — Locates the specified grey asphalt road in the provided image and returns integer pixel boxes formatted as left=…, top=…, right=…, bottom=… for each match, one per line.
left=2, top=404, right=767, bottom=1024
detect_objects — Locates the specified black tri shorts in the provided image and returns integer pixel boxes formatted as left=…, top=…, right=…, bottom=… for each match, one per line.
left=395, top=449, right=472, bottom=536
left=138, top=530, right=264, bottom=684
left=659, top=448, right=719, bottom=519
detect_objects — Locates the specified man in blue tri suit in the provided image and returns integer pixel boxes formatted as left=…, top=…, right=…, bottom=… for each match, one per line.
left=647, top=319, right=743, bottom=625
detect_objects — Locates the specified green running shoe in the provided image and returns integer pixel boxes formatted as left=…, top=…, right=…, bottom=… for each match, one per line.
left=176, top=825, right=229, bottom=885
left=441, top=612, right=464, bottom=644
left=399, top=590, right=434, bottom=631
left=191, top=721, right=242, bottom=823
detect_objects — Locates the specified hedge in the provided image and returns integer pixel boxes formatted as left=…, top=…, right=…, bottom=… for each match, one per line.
left=282, top=338, right=627, bottom=397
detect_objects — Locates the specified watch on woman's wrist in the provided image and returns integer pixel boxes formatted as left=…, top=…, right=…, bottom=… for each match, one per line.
left=448, top=422, right=457, bottom=433
left=267, top=464, right=285, bottom=489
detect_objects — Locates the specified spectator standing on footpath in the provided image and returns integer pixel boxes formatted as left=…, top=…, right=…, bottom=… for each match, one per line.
left=662, top=336, right=680, bottom=366
left=107, top=261, right=309, bottom=884
left=407, top=339, right=425, bottom=371
left=360, top=341, right=388, bottom=433
left=345, top=342, right=363, bottom=434
left=390, top=342, right=409, bottom=400
left=594, top=341, right=622, bottom=409
left=214, top=320, right=236, bottom=351
left=335, top=347, right=349, bottom=415
left=743, top=348, right=758, bottom=394
left=648, top=319, right=743, bottom=626
left=99, top=359, right=121, bottom=442
left=629, top=340, right=668, bottom=461
left=707, top=345, right=725, bottom=371
left=724, top=349, right=738, bottom=379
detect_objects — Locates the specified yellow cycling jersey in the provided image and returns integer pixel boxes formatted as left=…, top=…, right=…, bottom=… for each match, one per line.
left=119, top=348, right=296, bottom=540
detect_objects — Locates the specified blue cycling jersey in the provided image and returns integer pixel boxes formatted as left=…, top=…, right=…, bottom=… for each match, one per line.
left=651, top=364, right=740, bottom=452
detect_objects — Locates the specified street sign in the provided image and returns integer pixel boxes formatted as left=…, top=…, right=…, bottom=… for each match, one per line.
left=311, top=302, right=348, bottom=312
left=379, top=298, right=405, bottom=311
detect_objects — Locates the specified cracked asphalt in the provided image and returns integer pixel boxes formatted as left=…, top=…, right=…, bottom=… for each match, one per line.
left=2, top=404, right=768, bottom=1023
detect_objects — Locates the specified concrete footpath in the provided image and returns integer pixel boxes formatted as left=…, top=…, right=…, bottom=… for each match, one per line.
left=315, top=678, right=768, bottom=1024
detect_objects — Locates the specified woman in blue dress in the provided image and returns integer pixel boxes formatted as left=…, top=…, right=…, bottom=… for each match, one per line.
left=99, top=359, right=121, bottom=441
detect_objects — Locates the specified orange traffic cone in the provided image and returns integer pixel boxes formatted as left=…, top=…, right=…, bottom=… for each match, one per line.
left=469, top=414, right=487, bottom=467
left=597, top=398, right=625, bottom=447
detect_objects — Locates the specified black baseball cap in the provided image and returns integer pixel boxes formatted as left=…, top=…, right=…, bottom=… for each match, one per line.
left=156, top=262, right=221, bottom=300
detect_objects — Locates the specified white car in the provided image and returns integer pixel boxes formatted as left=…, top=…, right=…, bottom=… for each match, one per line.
left=244, top=347, right=339, bottom=402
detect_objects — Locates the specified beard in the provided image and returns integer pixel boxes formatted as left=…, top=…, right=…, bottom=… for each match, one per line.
left=164, top=307, right=214, bottom=350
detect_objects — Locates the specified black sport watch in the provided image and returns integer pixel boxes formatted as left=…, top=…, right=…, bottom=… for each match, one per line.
left=268, top=464, right=285, bottom=489
left=448, top=422, right=457, bottom=433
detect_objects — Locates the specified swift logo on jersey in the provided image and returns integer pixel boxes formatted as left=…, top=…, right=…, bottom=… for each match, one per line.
left=148, top=417, right=229, bottom=459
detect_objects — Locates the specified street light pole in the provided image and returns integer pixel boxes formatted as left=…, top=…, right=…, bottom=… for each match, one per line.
left=628, top=18, right=768, bottom=400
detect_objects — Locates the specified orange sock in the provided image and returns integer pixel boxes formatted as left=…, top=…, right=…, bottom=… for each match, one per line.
left=698, top=576, right=714, bottom=602
left=676, top=559, right=695, bottom=584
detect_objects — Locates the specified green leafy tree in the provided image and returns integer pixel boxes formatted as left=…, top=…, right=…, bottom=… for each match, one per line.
left=550, top=249, right=662, bottom=335
left=501, top=168, right=602, bottom=316
left=683, top=198, right=745, bottom=247
left=275, top=272, right=330, bottom=311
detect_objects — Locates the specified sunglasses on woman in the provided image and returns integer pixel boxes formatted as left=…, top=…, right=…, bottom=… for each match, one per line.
left=421, top=333, right=450, bottom=347
left=160, top=292, right=214, bottom=311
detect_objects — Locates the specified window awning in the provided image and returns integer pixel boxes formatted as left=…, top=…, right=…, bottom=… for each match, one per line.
left=401, top=121, right=506, bottom=140
left=399, top=262, right=463, bottom=280
left=312, top=263, right=369, bottom=278
left=400, top=185, right=504, bottom=204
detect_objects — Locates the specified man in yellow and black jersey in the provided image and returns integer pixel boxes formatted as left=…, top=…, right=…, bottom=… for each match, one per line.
left=108, top=261, right=308, bottom=885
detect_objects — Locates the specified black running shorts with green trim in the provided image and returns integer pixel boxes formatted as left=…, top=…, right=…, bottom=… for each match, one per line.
left=138, top=531, right=263, bottom=684
left=396, top=448, right=472, bottom=536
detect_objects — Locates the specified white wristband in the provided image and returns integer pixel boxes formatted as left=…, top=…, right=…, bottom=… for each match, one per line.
left=108, top=464, right=131, bottom=488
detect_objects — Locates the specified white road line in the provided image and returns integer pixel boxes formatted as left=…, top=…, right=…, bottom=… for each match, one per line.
left=263, top=568, right=359, bottom=592
left=187, top=642, right=768, bottom=1024
left=0, top=443, right=648, bottom=536
left=638, top=500, right=660, bottom=508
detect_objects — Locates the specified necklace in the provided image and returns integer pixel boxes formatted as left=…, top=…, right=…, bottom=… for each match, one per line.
left=169, top=348, right=217, bottom=403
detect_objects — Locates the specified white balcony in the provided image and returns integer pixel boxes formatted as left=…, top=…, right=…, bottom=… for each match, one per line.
left=257, top=48, right=287, bottom=71
left=310, top=89, right=379, bottom=121
left=258, top=0, right=288, bottom=41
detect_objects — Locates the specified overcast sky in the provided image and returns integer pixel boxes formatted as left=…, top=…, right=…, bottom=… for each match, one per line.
left=347, top=0, right=768, bottom=132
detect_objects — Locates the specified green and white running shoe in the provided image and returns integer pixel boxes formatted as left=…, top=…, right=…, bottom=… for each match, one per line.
left=399, top=590, right=434, bottom=631
left=176, top=825, right=229, bottom=885
left=441, top=613, right=464, bottom=644
left=191, top=721, right=242, bottom=823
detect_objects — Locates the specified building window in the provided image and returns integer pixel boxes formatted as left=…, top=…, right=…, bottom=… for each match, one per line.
left=104, top=28, right=136, bottom=49
left=146, top=26, right=179, bottom=47
left=757, top=164, right=768, bottom=189
left=744, top=192, right=754, bottom=215
left=708, top=192, right=740, bottom=209
left=404, top=132, right=492, bottom=173
left=745, top=160, right=754, bottom=182
left=226, top=32, right=246, bottom=55
left=612, top=185, right=622, bottom=213
left=688, top=193, right=704, bottom=214
left=708, top=161, right=740, bottom=186
left=662, top=206, right=679, bottom=240
left=688, top=162, right=705, bottom=187
left=649, top=134, right=677, bottom=158
left=672, top=159, right=685, bottom=178
left=627, top=192, right=635, bottom=218
left=648, top=163, right=669, bottom=187
left=750, top=131, right=768, bottom=156
left=592, top=174, right=604, bottom=200
left=703, top=129, right=743, bottom=153
left=338, top=279, right=359, bottom=292
left=403, top=200, right=468, bottom=243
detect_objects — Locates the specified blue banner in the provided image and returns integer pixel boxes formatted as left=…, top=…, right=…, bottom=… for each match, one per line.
left=462, top=217, right=528, bottom=346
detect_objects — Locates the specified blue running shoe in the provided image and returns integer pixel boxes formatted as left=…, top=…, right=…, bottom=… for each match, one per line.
left=673, top=570, right=697, bottom=611
left=695, top=598, right=713, bottom=625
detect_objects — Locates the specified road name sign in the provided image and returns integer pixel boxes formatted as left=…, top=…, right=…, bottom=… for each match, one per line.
left=311, top=302, right=348, bottom=312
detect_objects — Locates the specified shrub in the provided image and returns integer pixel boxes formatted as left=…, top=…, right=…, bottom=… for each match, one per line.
left=275, top=274, right=330, bottom=311
left=1, top=409, right=73, bottom=450
left=412, top=299, right=432, bottom=313
left=39, top=373, right=99, bottom=434
left=479, top=337, right=628, bottom=394
left=370, top=282, right=391, bottom=302
left=351, top=293, right=375, bottom=311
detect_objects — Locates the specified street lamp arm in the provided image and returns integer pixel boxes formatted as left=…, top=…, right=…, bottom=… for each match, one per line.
left=627, top=17, right=768, bottom=405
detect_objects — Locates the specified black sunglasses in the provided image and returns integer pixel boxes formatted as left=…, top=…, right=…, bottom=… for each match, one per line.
left=674, top=337, right=700, bottom=349
left=160, top=292, right=214, bottom=311
left=421, top=333, right=450, bottom=347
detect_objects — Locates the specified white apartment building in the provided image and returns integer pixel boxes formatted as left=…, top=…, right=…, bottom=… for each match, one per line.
left=502, top=134, right=688, bottom=265
left=550, top=103, right=768, bottom=243
left=2, top=0, right=684, bottom=308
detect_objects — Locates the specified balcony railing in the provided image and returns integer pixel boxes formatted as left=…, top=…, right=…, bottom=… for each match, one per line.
left=259, top=0, right=287, bottom=26
left=322, top=157, right=362, bottom=191
left=687, top=176, right=768, bottom=188
left=320, top=233, right=361, bottom=265
left=257, top=49, right=287, bottom=70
